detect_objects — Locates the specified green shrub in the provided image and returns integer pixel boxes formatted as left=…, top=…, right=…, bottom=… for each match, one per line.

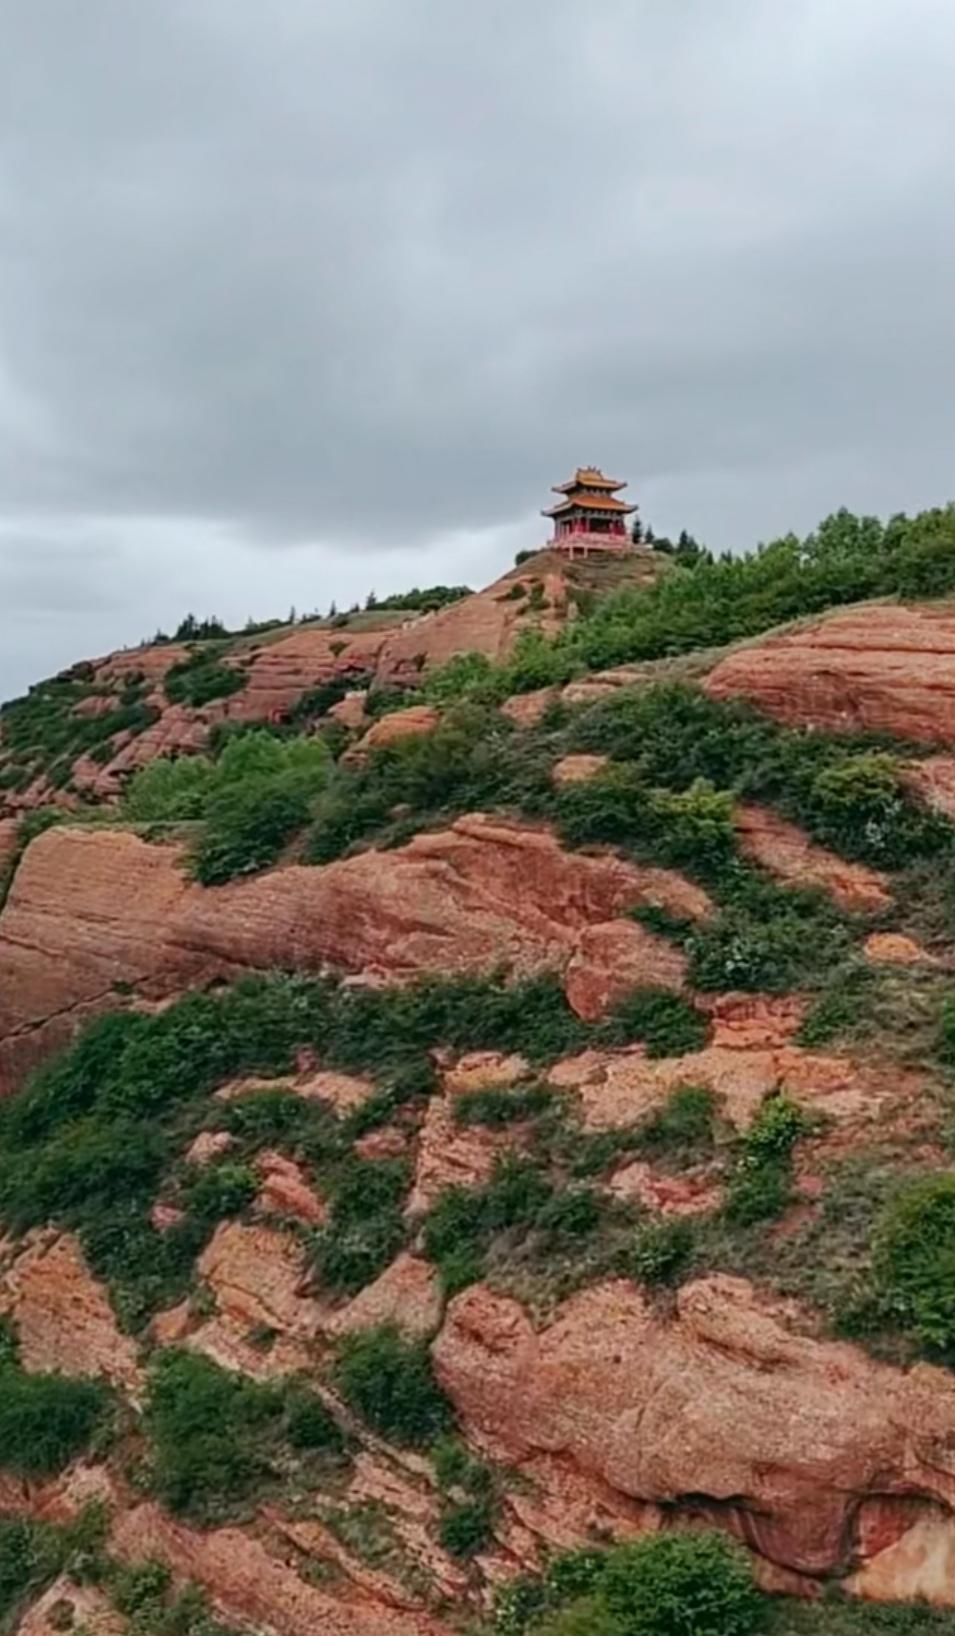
left=145, top=1351, right=276, bottom=1517
left=123, top=755, right=215, bottom=821
left=531, top=1598, right=624, bottom=1636
left=724, top=1096, right=809, bottom=1227
left=282, top=1387, right=345, bottom=1453
left=439, top=1496, right=495, bottom=1558
left=123, top=730, right=331, bottom=885
left=629, top=1218, right=695, bottom=1287
left=454, top=1084, right=553, bottom=1127
left=182, top=1162, right=257, bottom=1224
left=192, top=777, right=313, bottom=883
left=0, top=1518, right=76, bottom=1624
left=600, top=989, right=709, bottom=1058
left=873, top=1175, right=955, bottom=1352
left=164, top=652, right=246, bottom=708
left=688, top=897, right=849, bottom=994
left=536, top=1187, right=602, bottom=1240
left=938, top=995, right=955, bottom=1068
left=332, top=1326, right=453, bottom=1447
left=600, top=1530, right=764, bottom=1636
left=636, top=1085, right=715, bottom=1161
left=0, top=1365, right=109, bottom=1476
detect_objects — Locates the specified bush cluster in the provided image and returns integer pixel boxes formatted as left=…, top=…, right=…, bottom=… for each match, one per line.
left=124, top=729, right=332, bottom=884
left=872, top=1174, right=955, bottom=1355
left=163, top=650, right=246, bottom=708
left=332, top=1325, right=452, bottom=1447
left=493, top=1530, right=764, bottom=1636
left=145, top=1350, right=345, bottom=1521
left=724, top=1095, right=810, bottom=1226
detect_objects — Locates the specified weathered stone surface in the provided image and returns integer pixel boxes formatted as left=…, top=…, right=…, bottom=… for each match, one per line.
left=186, top=1129, right=235, bottom=1166
left=352, top=705, right=441, bottom=754
left=442, top=1051, right=531, bottom=1096
left=607, top=1161, right=721, bottom=1215
left=863, top=931, right=930, bottom=965
left=374, top=559, right=569, bottom=684
left=734, top=804, right=891, bottom=914
left=328, top=689, right=370, bottom=729
left=702, top=993, right=807, bottom=1049
left=903, top=755, right=955, bottom=819
left=551, top=753, right=610, bottom=786
left=323, top=1254, right=442, bottom=1339
left=406, top=1098, right=501, bottom=1216
left=197, top=1221, right=319, bottom=1337
left=0, top=818, right=20, bottom=876
left=432, top=1275, right=955, bottom=1580
left=705, top=604, right=955, bottom=744
left=17, top=1576, right=126, bottom=1636
left=254, top=1151, right=327, bottom=1224
left=0, top=817, right=709, bottom=1095
left=548, top=1040, right=912, bottom=1138
left=0, top=1233, right=140, bottom=1393
left=564, top=920, right=689, bottom=1022
left=110, top=1504, right=449, bottom=1636
left=499, top=687, right=558, bottom=727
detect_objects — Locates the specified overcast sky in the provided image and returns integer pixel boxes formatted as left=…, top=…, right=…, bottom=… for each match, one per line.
left=2, top=0, right=954, bottom=702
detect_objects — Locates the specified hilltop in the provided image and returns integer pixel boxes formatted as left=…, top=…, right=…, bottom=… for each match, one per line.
left=3, top=508, right=955, bottom=1635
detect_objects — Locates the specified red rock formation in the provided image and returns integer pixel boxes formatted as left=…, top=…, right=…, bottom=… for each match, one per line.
left=863, top=932, right=930, bottom=965
left=0, top=818, right=19, bottom=876
left=18, top=1577, right=125, bottom=1635
left=0, top=1233, right=141, bottom=1394
left=0, top=817, right=710, bottom=1095
left=499, top=688, right=559, bottom=727
left=350, top=704, right=441, bottom=754
left=551, top=753, right=610, bottom=786
left=734, top=804, right=891, bottom=913
left=110, top=1504, right=450, bottom=1636
left=323, top=1253, right=442, bottom=1339
left=705, top=605, right=955, bottom=744
left=254, top=1151, right=327, bottom=1225
left=432, top=1275, right=955, bottom=1581
left=902, top=755, right=955, bottom=819
left=374, top=558, right=570, bottom=684
left=564, top=921, right=689, bottom=1022
left=548, top=1038, right=916, bottom=1140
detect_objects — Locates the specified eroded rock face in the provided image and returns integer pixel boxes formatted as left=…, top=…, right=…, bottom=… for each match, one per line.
left=374, top=558, right=570, bottom=684
left=432, top=1275, right=955, bottom=1581
left=110, top=1504, right=449, bottom=1636
left=734, top=804, right=891, bottom=914
left=17, top=1576, right=126, bottom=1636
left=564, top=920, right=688, bottom=1022
left=705, top=604, right=955, bottom=744
left=548, top=1038, right=914, bottom=1140
left=0, top=1233, right=140, bottom=1394
left=0, top=817, right=710, bottom=1095
left=323, top=1253, right=442, bottom=1339
left=352, top=705, right=441, bottom=754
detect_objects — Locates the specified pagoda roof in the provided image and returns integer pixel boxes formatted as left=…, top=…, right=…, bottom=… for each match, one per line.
left=552, top=465, right=626, bottom=494
left=543, top=489, right=636, bottom=517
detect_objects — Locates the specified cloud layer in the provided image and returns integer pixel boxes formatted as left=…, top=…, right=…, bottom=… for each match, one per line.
left=2, top=0, right=954, bottom=697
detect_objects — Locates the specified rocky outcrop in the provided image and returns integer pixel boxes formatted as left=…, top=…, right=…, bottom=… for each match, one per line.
left=0, top=817, right=710, bottom=1095
left=0, top=1233, right=141, bottom=1394
left=734, top=804, right=891, bottom=913
left=17, top=1577, right=126, bottom=1635
left=323, top=1253, right=442, bottom=1339
left=374, top=558, right=569, bottom=684
left=551, top=754, right=610, bottom=786
left=563, top=920, right=689, bottom=1022
left=705, top=604, right=955, bottom=744
left=351, top=704, right=441, bottom=755
left=902, top=755, right=955, bottom=819
left=432, top=1275, right=955, bottom=1585
left=548, top=1037, right=918, bottom=1143
left=110, top=1504, right=449, bottom=1636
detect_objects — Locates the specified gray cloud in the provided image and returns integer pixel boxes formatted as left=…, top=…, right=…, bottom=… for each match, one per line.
left=1, top=0, right=954, bottom=699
